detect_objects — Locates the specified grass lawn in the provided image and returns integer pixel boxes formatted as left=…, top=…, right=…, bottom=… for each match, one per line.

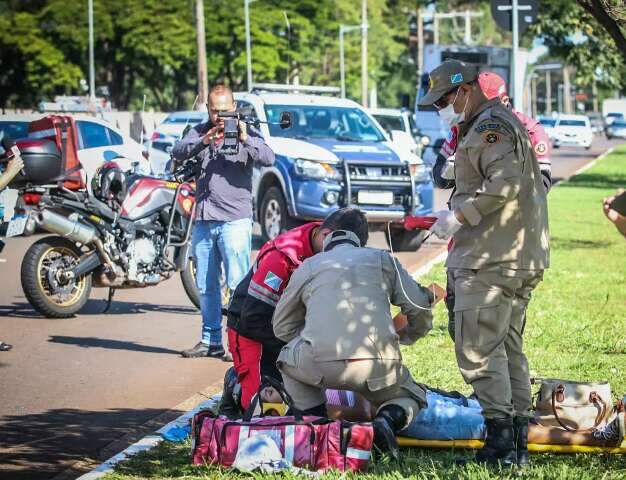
left=105, top=145, right=626, bottom=479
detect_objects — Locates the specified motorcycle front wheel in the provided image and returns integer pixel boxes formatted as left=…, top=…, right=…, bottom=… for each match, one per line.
left=21, top=236, right=92, bottom=318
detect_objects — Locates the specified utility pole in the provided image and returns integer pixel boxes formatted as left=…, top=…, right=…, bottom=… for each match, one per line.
left=563, top=66, right=572, bottom=114
left=531, top=74, right=537, bottom=118
left=361, top=0, right=368, bottom=107
left=545, top=70, right=551, bottom=115
left=417, top=9, right=424, bottom=78
left=511, top=0, right=519, bottom=109
left=196, top=0, right=208, bottom=106
left=464, top=10, right=472, bottom=44
left=88, top=0, right=95, bottom=101
left=244, top=0, right=257, bottom=91
left=339, top=24, right=361, bottom=99
left=592, top=78, right=598, bottom=113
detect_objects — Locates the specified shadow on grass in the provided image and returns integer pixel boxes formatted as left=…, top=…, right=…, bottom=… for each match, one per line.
left=0, top=407, right=180, bottom=480
left=559, top=172, right=626, bottom=190
left=550, top=237, right=613, bottom=250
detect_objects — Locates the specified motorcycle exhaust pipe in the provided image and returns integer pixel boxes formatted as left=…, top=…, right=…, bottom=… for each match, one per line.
left=37, top=210, right=98, bottom=245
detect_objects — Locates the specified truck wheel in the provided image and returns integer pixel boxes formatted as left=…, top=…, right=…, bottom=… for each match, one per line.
left=260, top=186, right=295, bottom=241
left=385, top=227, right=429, bottom=252
left=21, top=236, right=92, bottom=318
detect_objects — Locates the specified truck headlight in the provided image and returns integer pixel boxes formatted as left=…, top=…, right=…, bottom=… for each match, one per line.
left=294, top=158, right=340, bottom=180
left=409, top=163, right=431, bottom=183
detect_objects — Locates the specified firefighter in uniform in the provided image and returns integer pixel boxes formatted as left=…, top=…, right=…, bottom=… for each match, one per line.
left=430, top=71, right=553, bottom=341
left=418, top=60, right=550, bottom=466
left=272, top=208, right=435, bottom=460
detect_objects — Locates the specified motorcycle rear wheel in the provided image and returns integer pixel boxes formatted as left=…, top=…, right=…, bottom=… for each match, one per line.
left=21, top=236, right=92, bottom=318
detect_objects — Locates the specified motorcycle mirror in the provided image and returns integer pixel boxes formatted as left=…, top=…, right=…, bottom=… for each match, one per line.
left=279, top=111, right=292, bottom=130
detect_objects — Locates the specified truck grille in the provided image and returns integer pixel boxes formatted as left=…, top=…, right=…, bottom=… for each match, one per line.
left=346, top=164, right=411, bottom=182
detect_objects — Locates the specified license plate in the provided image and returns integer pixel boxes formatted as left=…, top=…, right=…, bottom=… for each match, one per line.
left=357, top=190, right=394, bottom=205
left=6, top=214, right=28, bottom=237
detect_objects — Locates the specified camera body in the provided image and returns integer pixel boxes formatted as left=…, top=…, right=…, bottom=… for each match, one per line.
left=218, top=111, right=241, bottom=155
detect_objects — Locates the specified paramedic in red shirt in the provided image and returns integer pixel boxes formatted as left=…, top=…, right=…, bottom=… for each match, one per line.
left=427, top=71, right=552, bottom=340
left=219, top=208, right=361, bottom=417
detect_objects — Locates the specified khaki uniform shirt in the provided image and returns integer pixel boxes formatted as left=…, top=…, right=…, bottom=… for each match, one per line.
left=447, top=98, right=550, bottom=270
left=273, top=244, right=433, bottom=362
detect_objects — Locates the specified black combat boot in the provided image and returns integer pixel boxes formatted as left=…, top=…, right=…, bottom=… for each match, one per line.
left=472, top=417, right=517, bottom=467
left=181, top=342, right=225, bottom=358
left=514, top=416, right=530, bottom=466
left=372, top=405, right=407, bottom=461
left=217, top=367, right=242, bottom=418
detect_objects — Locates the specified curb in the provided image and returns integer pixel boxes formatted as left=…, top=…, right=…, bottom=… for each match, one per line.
left=76, top=394, right=222, bottom=480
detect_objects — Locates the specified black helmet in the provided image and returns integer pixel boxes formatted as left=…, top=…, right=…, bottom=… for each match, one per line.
left=92, top=161, right=127, bottom=205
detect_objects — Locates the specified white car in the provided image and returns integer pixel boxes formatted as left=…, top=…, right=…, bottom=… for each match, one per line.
left=71, top=116, right=150, bottom=183
left=367, top=108, right=430, bottom=159
left=604, top=112, right=624, bottom=126
left=148, top=110, right=208, bottom=175
left=538, top=116, right=558, bottom=140
left=552, top=114, right=593, bottom=149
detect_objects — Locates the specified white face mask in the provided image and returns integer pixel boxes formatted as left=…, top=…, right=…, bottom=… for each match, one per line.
left=438, top=88, right=469, bottom=127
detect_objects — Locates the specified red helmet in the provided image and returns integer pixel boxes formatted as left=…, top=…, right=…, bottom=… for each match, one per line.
left=478, top=72, right=507, bottom=101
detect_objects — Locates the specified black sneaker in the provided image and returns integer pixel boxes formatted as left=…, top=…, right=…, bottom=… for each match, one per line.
left=0, top=342, right=13, bottom=352
left=372, top=416, right=400, bottom=461
left=181, top=342, right=225, bottom=358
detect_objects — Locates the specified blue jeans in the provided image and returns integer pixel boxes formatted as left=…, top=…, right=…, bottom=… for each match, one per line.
left=192, top=218, right=252, bottom=346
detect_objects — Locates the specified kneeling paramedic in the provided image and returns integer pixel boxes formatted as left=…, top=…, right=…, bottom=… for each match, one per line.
left=272, top=208, right=435, bottom=459
left=221, top=209, right=360, bottom=417
left=419, top=60, right=549, bottom=466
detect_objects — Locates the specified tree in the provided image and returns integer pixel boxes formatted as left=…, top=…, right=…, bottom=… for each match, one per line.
left=0, top=11, right=82, bottom=109
left=576, top=0, right=626, bottom=61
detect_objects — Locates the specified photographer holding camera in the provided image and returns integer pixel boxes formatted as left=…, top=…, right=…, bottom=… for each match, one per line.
left=172, top=84, right=275, bottom=358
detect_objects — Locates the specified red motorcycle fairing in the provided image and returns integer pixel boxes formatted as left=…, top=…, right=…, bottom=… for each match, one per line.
left=120, top=177, right=195, bottom=221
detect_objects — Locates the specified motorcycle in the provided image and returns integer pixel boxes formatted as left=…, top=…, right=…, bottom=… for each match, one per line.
left=6, top=136, right=202, bottom=318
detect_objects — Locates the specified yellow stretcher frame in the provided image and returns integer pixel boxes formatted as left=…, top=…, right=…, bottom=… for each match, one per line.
left=397, top=437, right=626, bottom=454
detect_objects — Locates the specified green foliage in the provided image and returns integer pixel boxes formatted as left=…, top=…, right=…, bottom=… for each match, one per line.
left=0, top=11, right=82, bottom=108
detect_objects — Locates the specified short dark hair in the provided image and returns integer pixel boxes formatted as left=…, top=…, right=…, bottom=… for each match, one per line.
left=321, top=208, right=369, bottom=246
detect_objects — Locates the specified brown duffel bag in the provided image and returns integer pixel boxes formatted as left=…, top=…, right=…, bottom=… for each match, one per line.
left=534, top=379, right=612, bottom=432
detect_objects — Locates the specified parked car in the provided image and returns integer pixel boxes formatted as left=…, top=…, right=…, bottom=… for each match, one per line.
left=368, top=107, right=431, bottom=160
left=587, top=113, right=605, bottom=134
left=233, top=87, right=434, bottom=251
left=606, top=119, right=626, bottom=140
left=552, top=114, right=593, bottom=149
left=148, top=110, right=208, bottom=175
left=538, top=116, right=558, bottom=140
left=604, top=112, right=624, bottom=126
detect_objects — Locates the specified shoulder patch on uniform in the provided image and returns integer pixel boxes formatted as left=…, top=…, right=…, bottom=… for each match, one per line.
left=482, top=132, right=501, bottom=144
left=264, top=271, right=284, bottom=291
left=475, top=122, right=502, bottom=134
left=534, top=140, right=548, bottom=155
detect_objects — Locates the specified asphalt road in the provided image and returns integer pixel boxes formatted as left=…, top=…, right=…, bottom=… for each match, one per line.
left=0, top=136, right=621, bottom=480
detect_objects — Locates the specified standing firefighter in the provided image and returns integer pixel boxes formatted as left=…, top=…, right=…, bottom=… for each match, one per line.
left=419, top=60, right=550, bottom=466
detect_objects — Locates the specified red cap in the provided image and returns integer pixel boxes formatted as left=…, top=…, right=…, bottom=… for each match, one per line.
left=478, top=72, right=507, bottom=100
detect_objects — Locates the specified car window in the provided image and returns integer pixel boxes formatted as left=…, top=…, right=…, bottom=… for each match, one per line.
left=0, top=121, right=29, bottom=140
left=77, top=121, right=110, bottom=149
left=611, top=120, right=626, bottom=127
left=107, top=128, right=123, bottom=146
left=373, top=115, right=404, bottom=135
left=539, top=118, right=557, bottom=127
left=164, top=115, right=206, bottom=124
left=264, top=104, right=385, bottom=142
left=557, top=119, right=587, bottom=127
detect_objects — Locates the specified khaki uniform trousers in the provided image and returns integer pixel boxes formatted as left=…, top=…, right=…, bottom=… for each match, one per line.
left=277, top=337, right=427, bottom=426
left=450, top=266, right=544, bottom=419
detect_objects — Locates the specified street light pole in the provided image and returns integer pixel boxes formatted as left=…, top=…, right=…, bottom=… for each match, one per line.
left=196, top=0, right=208, bottom=105
left=511, top=0, right=519, bottom=109
left=88, top=0, right=95, bottom=101
left=361, top=0, right=368, bottom=107
left=339, top=25, right=361, bottom=99
left=244, top=0, right=257, bottom=91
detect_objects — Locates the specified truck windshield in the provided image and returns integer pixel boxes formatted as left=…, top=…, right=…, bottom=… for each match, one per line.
left=265, top=105, right=386, bottom=142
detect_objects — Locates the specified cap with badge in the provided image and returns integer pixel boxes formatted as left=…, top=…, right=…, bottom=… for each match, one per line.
left=418, top=60, right=478, bottom=107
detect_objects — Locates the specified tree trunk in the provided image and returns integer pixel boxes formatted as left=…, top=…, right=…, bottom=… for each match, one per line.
left=577, top=0, right=626, bottom=61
